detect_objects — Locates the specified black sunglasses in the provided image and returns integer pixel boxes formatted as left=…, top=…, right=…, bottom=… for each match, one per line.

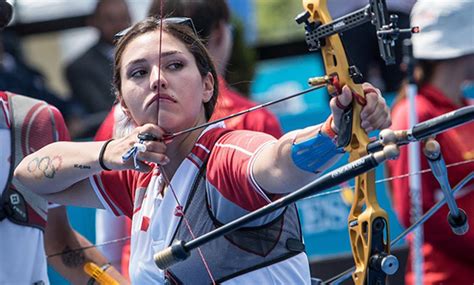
left=113, top=17, right=198, bottom=41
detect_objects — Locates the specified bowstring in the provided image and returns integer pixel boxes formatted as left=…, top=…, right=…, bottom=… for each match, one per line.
left=155, top=3, right=216, bottom=283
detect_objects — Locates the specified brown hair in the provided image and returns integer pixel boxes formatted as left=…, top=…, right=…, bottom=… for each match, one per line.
left=113, top=17, right=219, bottom=120
left=148, top=0, right=230, bottom=45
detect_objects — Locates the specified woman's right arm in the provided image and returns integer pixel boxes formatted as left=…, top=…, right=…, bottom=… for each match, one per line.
left=15, top=141, right=106, bottom=195
left=14, top=141, right=109, bottom=208
left=14, top=124, right=169, bottom=207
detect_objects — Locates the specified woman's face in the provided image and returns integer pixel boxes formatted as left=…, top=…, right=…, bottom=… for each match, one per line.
left=119, top=30, right=214, bottom=133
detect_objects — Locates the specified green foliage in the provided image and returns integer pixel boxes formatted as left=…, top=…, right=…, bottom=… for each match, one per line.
left=255, top=0, right=305, bottom=44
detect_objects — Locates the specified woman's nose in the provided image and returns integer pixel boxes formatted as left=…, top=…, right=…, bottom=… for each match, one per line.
left=150, top=66, right=167, bottom=91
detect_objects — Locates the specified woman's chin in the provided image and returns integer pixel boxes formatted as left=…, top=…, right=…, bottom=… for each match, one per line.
left=138, top=118, right=158, bottom=126
left=156, top=119, right=178, bottom=133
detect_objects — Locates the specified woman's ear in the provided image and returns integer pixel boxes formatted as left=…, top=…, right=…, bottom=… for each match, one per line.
left=202, top=72, right=215, bottom=103
left=118, top=95, right=131, bottom=118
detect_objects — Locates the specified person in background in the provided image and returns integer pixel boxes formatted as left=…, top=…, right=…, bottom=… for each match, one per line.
left=0, top=91, right=128, bottom=285
left=65, top=0, right=131, bottom=138
left=14, top=16, right=391, bottom=284
left=224, top=17, right=257, bottom=98
left=0, top=2, right=128, bottom=284
left=94, top=0, right=283, bottom=277
left=0, top=31, right=71, bottom=116
left=386, top=1, right=474, bottom=284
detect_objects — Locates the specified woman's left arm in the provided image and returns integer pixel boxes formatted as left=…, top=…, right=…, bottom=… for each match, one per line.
left=253, top=83, right=391, bottom=194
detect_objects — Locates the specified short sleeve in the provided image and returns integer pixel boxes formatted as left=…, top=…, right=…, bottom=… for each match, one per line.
left=90, top=170, right=135, bottom=218
left=206, top=130, right=277, bottom=212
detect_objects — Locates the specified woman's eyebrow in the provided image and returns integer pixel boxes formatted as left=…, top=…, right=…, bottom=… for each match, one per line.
left=125, top=58, right=146, bottom=69
left=125, top=50, right=183, bottom=69
left=160, top=50, right=182, bottom=58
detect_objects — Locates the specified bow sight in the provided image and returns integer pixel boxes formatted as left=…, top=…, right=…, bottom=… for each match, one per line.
left=296, top=0, right=418, bottom=66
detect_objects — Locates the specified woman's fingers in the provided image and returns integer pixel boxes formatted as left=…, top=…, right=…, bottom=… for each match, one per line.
left=103, top=123, right=171, bottom=171
left=137, top=151, right=170, bottom=166
left=138, top=123, right=167, bottom=141
left=329, top=83, right=391, bottom=134
left=134, top=125, right=169, bottom=166
left=142, top=140, right=167, bottom=154
left=360, top=83, right=391, bottom=132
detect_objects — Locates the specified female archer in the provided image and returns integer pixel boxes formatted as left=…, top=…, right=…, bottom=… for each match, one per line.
left=15, top=17, right=391, bottom=284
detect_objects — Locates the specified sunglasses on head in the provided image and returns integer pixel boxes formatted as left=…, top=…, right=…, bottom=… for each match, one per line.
left=113, top=17, right=198, bottom=41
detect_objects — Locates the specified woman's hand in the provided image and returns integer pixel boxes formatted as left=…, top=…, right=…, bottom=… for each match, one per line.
left=102, top=123, right=170, bottom=172
left=329, top=82, right=391, bottom=134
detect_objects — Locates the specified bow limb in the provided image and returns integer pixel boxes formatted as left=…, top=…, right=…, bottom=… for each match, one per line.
left=302, top=1, right=391, bottom=284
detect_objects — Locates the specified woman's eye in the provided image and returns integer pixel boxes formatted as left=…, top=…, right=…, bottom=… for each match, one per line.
left=130, top=69, right=147, bottom=78
left=167, top=62, right=184, bottom=70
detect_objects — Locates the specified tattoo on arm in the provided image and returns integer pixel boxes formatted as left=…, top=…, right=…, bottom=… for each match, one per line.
left=74, top=164, right=91, bottom=169
left=60, top=245, right=85, bottom=268
left=27, top=155, right=62, bottom=179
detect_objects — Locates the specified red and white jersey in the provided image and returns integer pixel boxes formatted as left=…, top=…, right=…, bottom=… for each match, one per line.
left=90, top=124, right=311, bottom=284
left=0, top=92, right=70, bottom=284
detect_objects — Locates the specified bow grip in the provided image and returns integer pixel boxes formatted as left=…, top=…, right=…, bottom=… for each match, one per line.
left=336, top=105, right=353, bottom=148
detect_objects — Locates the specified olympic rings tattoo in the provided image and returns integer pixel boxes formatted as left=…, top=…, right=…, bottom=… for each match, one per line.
left=27, top=155, right=62, bottom=179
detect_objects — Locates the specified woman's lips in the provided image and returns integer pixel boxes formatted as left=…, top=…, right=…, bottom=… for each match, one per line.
left=158, top=94, right=177, bottom=102
left=147, top=94, right=177, bottom=106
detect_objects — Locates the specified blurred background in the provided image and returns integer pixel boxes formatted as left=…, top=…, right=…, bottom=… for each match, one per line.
left=8, top=0, right=465, bottom=283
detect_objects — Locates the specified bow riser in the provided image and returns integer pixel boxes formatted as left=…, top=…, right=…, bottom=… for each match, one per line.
left=302, top=1, right=391, bottom=284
